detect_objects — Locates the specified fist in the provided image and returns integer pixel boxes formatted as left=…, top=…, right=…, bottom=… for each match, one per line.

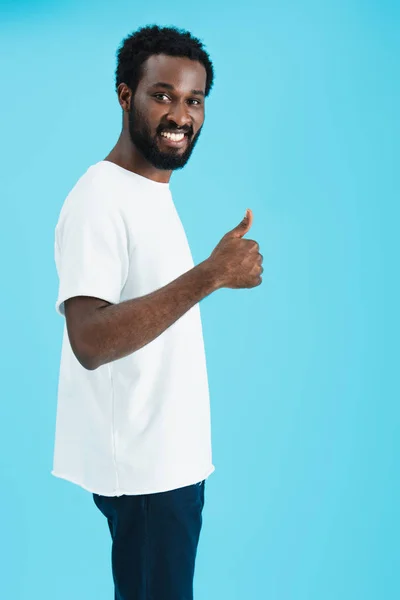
left=207, top=209, right=264, bottom=289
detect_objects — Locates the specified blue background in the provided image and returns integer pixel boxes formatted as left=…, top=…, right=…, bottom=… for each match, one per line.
left=0, top=0, right=398, bottom=598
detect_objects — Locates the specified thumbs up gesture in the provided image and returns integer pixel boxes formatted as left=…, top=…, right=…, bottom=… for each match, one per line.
left=207, top=209, right=264, bottom=289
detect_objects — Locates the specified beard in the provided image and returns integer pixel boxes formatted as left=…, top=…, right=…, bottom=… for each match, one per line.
left=128, top=103, right=202, bottom=171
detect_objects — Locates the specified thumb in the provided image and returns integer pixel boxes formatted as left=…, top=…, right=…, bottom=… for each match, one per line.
left=225, top=208, right=253, bottom=239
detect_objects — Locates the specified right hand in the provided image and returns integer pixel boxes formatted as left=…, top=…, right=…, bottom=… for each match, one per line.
left=207, top=209, right=264, bottom=289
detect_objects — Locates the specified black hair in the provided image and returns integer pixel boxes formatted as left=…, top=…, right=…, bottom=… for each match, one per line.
left=115, top=25, right=215, bottom=98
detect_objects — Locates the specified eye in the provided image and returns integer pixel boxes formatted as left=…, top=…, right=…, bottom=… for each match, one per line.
left=153, top=93, right=171, bottom=102
left=188, top=98, right=202, bottom=106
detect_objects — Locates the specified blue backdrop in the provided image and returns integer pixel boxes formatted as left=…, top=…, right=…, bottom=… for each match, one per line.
left=0, top=0, right=398, bottom=598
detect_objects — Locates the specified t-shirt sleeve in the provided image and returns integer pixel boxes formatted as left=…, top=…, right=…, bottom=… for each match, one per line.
left=55, top=191, right=129, bottom=317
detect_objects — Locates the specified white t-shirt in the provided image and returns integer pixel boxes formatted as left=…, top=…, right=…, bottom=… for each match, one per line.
left=52, top=160, right=215, bottom=496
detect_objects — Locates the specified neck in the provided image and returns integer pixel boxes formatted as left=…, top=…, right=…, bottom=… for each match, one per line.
left=104, top=129, right=173, bottom=184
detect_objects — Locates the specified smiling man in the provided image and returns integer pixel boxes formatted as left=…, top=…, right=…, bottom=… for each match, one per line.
left=53, top=25, right=263, bottom=600
left=125, top=55, right=205, bottom=170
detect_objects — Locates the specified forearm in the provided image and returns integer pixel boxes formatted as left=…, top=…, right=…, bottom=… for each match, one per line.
left=80, top=259, right=220, bottom=370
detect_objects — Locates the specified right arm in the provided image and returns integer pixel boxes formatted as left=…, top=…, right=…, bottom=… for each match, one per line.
left=65, top=259, right=220, bottom=370
left=64, top=208, right=263, bottom=371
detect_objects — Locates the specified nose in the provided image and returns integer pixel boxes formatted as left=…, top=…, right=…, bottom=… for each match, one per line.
left=166, top=101, right=192, bottom=129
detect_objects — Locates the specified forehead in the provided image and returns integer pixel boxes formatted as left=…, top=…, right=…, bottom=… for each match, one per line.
left=139, top=54, right=207, bottom=93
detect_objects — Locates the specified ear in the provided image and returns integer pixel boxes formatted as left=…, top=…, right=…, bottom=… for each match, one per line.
left=117, top=83, right=132, bottom=112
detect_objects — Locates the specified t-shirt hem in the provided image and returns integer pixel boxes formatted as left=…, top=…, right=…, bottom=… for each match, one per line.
left=51, top=464, right=215, bottom=496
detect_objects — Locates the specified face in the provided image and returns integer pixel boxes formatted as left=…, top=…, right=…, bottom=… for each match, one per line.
left=127, top=54, right=206, bottom=170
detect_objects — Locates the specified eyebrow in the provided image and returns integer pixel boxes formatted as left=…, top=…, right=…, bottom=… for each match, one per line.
left=150, top=81, right=205, bottom=97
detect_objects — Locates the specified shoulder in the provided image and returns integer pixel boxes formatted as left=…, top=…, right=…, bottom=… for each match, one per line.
left=57, top=162, right=125, bottom=225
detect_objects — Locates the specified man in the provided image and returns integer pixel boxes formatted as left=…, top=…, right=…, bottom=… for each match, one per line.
left=53, top=24, right=263, bottom=600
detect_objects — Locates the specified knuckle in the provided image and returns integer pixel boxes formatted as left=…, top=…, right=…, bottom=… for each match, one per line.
left=246, top=239, right=259, bottom=251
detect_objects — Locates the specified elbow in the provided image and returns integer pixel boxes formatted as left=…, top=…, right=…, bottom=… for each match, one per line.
left=69, top=335, right=101, bottom=371
left=79, top=354, right=98, bottom=371
left=72, top=347, right=98, bottom=371
left=64, top=300, right=105, bottom=371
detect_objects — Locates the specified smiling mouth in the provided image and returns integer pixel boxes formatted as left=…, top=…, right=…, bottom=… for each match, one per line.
left=158, top=129, right=190, bottom=149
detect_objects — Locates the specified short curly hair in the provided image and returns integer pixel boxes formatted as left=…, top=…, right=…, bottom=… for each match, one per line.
left=115, top=25, right=215, bottom=98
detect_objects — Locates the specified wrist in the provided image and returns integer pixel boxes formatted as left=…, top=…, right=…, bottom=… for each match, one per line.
left=197, top=258, right=224, bottom=292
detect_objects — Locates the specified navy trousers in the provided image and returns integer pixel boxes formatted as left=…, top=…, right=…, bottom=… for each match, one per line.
left=93, top=480, right=206, bottom=600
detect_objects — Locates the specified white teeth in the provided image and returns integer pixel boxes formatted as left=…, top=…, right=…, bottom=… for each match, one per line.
left=161, top=131, right=185, bottom=141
